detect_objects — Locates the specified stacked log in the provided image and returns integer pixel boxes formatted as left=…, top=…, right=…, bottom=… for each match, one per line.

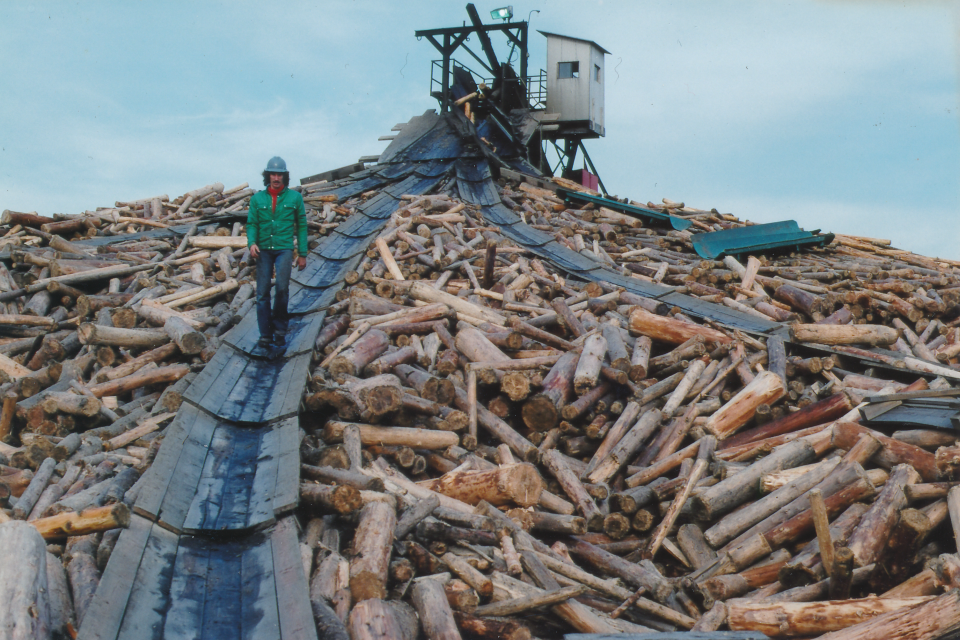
left=288, top=170, right=960, bottom=640
left=9, top=151, right=960, bottom=639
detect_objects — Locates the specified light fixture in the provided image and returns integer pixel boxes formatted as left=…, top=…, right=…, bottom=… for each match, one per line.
left=490, top=6, right=513, bottom=21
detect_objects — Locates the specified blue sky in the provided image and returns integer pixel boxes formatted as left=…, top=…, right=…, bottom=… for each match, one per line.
left=2, top=1, right=958, bottom=258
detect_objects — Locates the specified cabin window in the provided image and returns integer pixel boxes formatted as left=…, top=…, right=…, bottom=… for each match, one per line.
left=558, top=61, right=579, bottom=79
left=595, top=64, right=601, bottom=82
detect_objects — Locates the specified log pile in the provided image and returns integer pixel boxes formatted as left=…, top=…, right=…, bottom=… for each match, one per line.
left=6, top=164, right=960, bottom=639
left=295, top=173, right=960, bottom=639
left=0, top=178, right=356, bottom=638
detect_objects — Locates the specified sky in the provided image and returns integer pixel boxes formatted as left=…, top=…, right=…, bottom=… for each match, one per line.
left=2, top=1, right=958, bottom=259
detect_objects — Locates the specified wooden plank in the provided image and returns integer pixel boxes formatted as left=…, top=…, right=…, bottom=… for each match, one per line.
left=182, top=425, right=233, bottom=532
left=227, top=359, right=283, bottom=423
left=116, top=523, right=179, bottom=639
left=156, top=411, right=219, bottom=532
left=163, top=535, right=211, bottom=640
left=212, top=426, right=260, bottom=531
left=272, top=517, right=318, bottom=640
left=241, top=531, right=281, bottom=639
left=248, top=423, right=280, bottom=529
left=269, top=354, right=312, bottom=422
left=183, top=346, right=246, bottom=414
left=199, top=540, right=244, bottom=639
left=133, top=404, right=201, bottom=519
left=273, top=418, right=301, bottom=516
left=76, top=514, right=154, bottom=640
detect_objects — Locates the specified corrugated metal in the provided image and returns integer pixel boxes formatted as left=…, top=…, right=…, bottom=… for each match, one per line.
left=556, top=188, right=693, bottom=231
left=692, top=220, right=835, bottom=260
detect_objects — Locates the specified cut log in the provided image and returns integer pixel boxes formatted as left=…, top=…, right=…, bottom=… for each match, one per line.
left=349, top=501, right=396, bottom=601
left=412, top=577, right=463, bottom=640
left=0, top=521, right=52, bottom=640
left=789, top=323, right=899, bottom=346
left=629, top=306, right=732, bottom=345
left=704, top=370, right=786, bottom=440
left=421, top=463, right=542, bottom=508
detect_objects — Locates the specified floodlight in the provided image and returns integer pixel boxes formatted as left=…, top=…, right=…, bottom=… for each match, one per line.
left=491, top=6, right=513, bottom=21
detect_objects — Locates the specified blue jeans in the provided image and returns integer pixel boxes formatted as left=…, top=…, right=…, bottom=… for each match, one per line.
left=255, top=248, right=293, bottom=339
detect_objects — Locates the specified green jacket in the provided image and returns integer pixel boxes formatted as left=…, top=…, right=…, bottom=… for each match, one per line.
left=247, top=188, right=308, bottom=256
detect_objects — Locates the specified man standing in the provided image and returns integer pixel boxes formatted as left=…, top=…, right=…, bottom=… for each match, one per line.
left=247, top=156, right=308, bottom=349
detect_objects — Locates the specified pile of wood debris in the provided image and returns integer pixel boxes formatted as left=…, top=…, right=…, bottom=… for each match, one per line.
left=4, top=164, right=960, bottom=640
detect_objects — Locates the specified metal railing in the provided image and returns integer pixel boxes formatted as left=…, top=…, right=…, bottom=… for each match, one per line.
left=429, top=60, right=547, bottom=110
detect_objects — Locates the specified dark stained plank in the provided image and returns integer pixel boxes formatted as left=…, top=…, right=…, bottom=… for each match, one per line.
left=76, top=514, right=154, bottom=640
left=212, top=426, right=260, bottom=531
left=271, top=516, right=318, bottom=640
left=199, top=540, right=244, bottom=640
left=116, top=523, right=179, bottom=639
left=272, top=418, right=300, bottom=516
left=182, top=425, right=232, bottom=532
left=241, top=530, right=282, bottom=639
left=265, top=354, right=313, bottom=423
left=247, top=423, right=280, bottom=528
left=163, top=534, right=212, bottom=640
left=222, top=311, right=323, bottom=359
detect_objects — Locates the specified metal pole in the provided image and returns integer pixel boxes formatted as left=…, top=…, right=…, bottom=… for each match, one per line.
left=441, top=33, right=451, bottom=113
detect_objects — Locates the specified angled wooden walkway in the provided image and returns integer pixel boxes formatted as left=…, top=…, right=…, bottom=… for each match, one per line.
left=79, top=109, right=783, bottom=640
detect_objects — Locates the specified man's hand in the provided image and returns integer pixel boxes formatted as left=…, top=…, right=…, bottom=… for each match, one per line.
left=297, top=256, right=307, bottom=271
left=249, top=244, right=260, bottom=259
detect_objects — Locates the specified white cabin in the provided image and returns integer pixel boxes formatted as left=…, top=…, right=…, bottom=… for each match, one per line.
left=539, top=31, right=609, bottom=138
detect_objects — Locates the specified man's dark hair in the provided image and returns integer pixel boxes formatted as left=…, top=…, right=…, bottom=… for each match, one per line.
left=262, top=171, right=290, bottom=188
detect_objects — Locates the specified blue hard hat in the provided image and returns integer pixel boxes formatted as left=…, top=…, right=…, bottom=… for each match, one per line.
left=264, top=156, right=288, bottom=173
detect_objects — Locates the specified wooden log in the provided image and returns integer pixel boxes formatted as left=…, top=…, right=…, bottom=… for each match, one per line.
left=328, top=329, right=390, bottom=378
left=813, top=588, right=960, bottom=640
left=300, top=482, right=362, bottom=515
left=521, top=351, right=579, bottom=432
left=775, top=283, right=823, bottom=316
left=704, top=370, right=786, bottom=440
left=790, top=323, right=899, bottom=346
left=720, top=391, right=853, bottom=451
left=832, top=421, right=939, bottom=482
left=564, top=538, right=673, bottom=603
left=412, top=577, right=463, bottom=640
left=87, top=363, right=190, bottom=398
left=0, top=520, right=52, bottom=639
left=349, top=501, right=396, bottom=601
left=693, top=438, right=818, bottom=521
left=541, top=450, right=602, bottom=529
left=324, top=421, right=458, bottom=450
left=421, top=463, right=542, bottom=508
left=78, top=323, right=170, bottom=348
left=629, top=306, right=732, bottom=346
left=41, top=391, right=101, bottom=417
left=573, top=333, right=607, bottom=395
left=846, top=464, right=921, bottom=567
left=442, top=552, right=492, bottom=599
left=728, top=596, right=936, bottom=637
left=585, top=409, right=662, bottom=484
left=162, top=316, right=206, bottom=355
left=645, top=435, right=716, bottom=560
left=630, top=335, right=652, bottom=381
left=31, top=503, right=130, bottom=539
left=12, top=457, right=56, bottom=520
left=517, top=551, right=619, bottom=634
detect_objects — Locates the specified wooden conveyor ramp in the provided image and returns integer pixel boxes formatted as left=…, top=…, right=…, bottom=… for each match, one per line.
left=79, top=111, right=779, bottom=639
